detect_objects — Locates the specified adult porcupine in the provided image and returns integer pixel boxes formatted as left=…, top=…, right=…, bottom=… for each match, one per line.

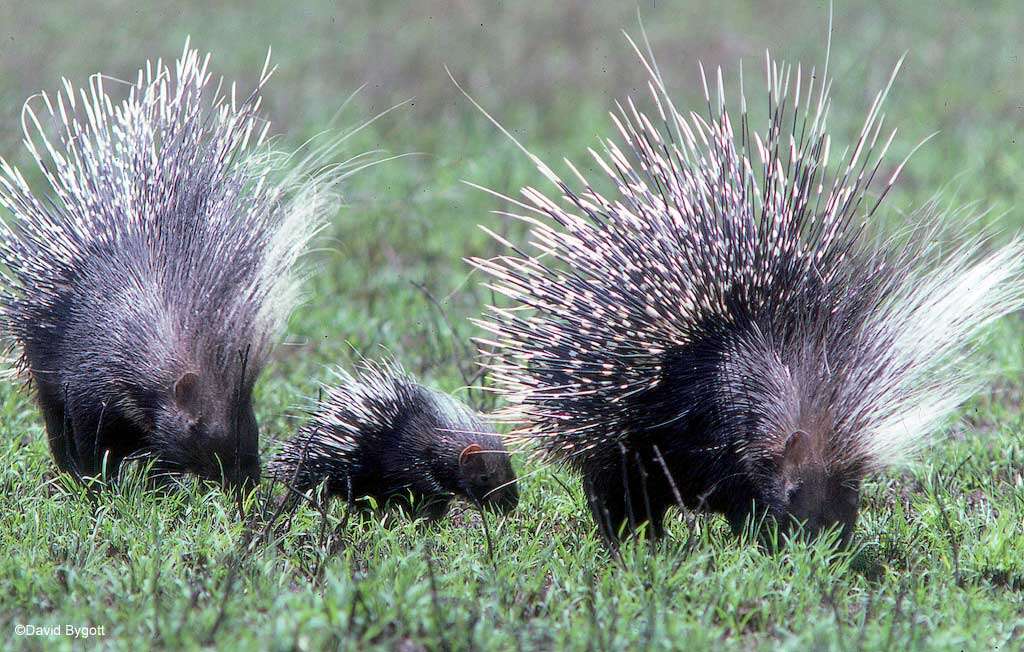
left=469, top=42, right=1024, bottom=544
left=0, top=43, right=337, bottom=488
left=268, top=359, right=518, bottom=517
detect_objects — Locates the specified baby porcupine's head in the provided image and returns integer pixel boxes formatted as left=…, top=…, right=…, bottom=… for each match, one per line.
left=471, top=38, right=1024, bottom=543
left=269, top=359, right=518, bottom=513
left=404, top=382, right=518, bottom=512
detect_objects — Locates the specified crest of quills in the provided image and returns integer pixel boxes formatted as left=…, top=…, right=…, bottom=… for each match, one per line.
left=470, top=39, right=1024, bottom=544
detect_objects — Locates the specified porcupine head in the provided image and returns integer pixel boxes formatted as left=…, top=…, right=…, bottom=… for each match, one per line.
left=408, top=383, right=519, bottom=513
left=147, top=365, right=260, bottom=490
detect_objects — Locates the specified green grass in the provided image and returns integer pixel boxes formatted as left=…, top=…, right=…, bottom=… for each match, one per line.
left=1, top=1, right=1023, bottom=649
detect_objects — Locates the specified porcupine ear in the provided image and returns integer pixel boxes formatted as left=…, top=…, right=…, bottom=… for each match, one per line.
left=173, top=372, right=201, bottom=417
left=774, top=431, right=823, bottom=504
left=779, top=430, right=818, bottom=471
left=459, top=443, right=484, bottom=471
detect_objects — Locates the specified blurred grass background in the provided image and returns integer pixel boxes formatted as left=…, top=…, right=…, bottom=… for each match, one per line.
left=3, top=1, right=1021, bottom=208
left=0, top=1, right=1022, bottom=650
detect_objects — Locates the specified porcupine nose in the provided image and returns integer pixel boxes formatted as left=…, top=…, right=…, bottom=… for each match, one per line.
left=480, top=481, right=518, bottom=514
left=222, top=452, right=261, bottom=493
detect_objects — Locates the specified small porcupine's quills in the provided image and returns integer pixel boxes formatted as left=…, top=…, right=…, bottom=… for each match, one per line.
left=267, top=359, right=519, bottom=517
left=0, top=40, right=340, bottom=488
left=470, top=40, right=1024, bottom=544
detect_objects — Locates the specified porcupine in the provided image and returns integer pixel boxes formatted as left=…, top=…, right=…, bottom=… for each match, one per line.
left=268, top=359, right=518, bottom=518
left=0, top=43, right=336, bottom=488
left=468, top=40, right=1024, bottom=544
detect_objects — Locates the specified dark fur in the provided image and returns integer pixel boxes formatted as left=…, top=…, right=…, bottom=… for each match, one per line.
left=269, top=370, right=518, bottom=518
left=575, top=326, right=863, bottom=545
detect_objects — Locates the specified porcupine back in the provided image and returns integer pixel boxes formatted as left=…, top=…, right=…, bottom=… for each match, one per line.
left=268, top=359, right=518, bottom=517
left=469, top=38, right=1024, bottom=542
left=0, top=42, right=335, bottom=485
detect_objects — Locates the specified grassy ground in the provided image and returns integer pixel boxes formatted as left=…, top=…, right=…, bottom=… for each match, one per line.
left=1, top=1, right=1023, bottom=649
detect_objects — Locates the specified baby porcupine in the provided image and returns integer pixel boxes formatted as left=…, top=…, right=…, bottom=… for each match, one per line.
left=0, top=43, right=337, bottom=488
left=268, top=360, right=518, bottom=518
left=470, top=41, right=1024, bottom=544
